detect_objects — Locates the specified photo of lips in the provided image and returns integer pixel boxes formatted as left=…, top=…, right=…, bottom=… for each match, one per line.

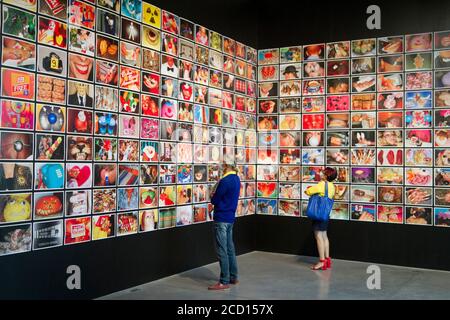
left=68, top=53, right=94, bottom=81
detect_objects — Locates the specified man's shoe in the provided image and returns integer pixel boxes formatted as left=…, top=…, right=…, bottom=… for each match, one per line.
left=230, top=279, right=239, bottom=285
left=208, top=283, right=230, bottom=290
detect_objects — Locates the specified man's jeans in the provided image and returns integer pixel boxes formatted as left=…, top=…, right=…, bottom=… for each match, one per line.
left=214, top=222, right=238, bottom=285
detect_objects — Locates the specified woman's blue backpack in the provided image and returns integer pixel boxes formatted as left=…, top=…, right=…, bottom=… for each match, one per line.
left=306, top=182, right=334, bottom=222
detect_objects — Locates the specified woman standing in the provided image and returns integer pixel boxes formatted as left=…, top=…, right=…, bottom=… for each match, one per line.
left=305, top=167, right=337, bottom=271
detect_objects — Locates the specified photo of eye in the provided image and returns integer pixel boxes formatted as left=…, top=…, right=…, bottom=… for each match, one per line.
left=0, top=132, right=33, bottom=160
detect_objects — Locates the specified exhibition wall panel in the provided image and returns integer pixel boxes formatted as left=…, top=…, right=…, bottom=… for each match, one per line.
left=255, top=0, right=450, bottom=271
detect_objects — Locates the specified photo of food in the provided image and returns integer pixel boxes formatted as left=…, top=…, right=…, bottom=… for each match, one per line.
left=142, top=25, right=161, bottom=50
left=351, top=75, right=376, bottom=93
left=327, top=60, right=350, bottom=76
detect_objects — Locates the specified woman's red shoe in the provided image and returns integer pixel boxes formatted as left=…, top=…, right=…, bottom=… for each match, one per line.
left=311, top=259, right=327, bottom=271
left=326, top=257, right=332, bottom=269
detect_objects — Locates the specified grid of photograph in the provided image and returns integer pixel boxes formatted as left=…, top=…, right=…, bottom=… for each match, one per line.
left=257, top=33, right=450, bottom=225
left=0, top=0, right=257, bottom=256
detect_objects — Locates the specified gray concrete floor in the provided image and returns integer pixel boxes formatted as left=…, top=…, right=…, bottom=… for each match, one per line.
left=99, top=251, right=450, bottom=300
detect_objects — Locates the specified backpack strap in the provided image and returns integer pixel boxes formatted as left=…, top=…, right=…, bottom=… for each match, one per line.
left=325, top=181, right=328, bottom=198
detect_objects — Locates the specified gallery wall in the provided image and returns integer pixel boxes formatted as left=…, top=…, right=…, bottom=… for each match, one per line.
left=0, top=0, right=258, bottom=299
left=255, top=0, right=450, bottom=271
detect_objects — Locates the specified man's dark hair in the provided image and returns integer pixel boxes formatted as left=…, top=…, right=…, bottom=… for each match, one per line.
left=323, top=167, right=337, bottom=182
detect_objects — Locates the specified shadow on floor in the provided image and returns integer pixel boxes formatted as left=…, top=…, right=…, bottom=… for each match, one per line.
left=178, top=266, right=218, bottom=285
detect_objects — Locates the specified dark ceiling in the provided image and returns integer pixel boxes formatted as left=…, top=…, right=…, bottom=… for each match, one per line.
left=146, top=0, right=450, bottom=49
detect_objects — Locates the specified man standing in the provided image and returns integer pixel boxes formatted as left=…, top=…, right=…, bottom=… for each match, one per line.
left=208, top=163, right=241, bottom=291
